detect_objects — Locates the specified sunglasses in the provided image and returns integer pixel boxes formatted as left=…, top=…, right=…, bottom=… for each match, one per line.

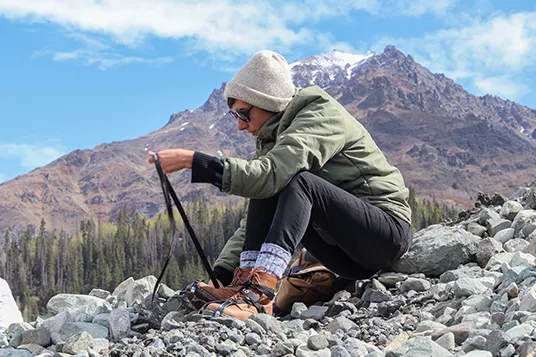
left=228, top=105, right=254, bottom=123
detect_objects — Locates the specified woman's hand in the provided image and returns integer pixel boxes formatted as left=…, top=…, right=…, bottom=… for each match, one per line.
left=148, top=149, right=195, bottom=174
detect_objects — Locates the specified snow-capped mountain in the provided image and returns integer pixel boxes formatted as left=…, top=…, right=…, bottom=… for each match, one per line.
left=290, top=50, right=375, bottom=88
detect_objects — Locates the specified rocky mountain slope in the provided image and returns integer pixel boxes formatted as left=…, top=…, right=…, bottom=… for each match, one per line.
left=2, top=45, right=536, bottom=234
left=3, top=184, right=536, bottom=356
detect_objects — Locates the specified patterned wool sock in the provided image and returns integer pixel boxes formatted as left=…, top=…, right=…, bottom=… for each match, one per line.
left=240, top=251, right=259, bottom=269
left=255, top=243, right=292, bottom=279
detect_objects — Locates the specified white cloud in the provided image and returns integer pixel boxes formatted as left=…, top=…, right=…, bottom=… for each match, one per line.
left=0, top=142, right=66, bottom=169
left=0, top=0, right=461, bottom=65
left=373, top=11, right=536, bottom=100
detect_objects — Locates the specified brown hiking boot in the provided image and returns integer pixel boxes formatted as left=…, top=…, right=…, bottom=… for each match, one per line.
left=185, top=267, right=252, bottom=309
left=273, top=248, right=355, bottom=316
left=204, top=266, right=278, bottom=320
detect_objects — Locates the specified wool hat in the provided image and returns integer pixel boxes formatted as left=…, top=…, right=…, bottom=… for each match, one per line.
left=224, top=50, right=295, bottom=113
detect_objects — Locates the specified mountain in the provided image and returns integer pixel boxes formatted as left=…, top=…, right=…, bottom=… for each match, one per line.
left=2, top=45, right=536, bottom=234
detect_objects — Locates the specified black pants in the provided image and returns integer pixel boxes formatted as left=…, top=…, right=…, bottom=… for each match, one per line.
left=244, top=172, right=413, bottom=280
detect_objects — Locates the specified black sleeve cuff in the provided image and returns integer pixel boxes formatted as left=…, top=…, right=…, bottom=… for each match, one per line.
left=213, top=266, right=234, bottom=286
left=191, top=151, right=224, bottom=188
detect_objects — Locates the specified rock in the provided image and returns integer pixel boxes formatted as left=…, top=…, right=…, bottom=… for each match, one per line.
left=519, top=341, right=536, bottom=357
left=245, top=332, right=262, bottom=345
left=88, top=289, right=110, bottom=300
left=385, top=336, right=453, bottom=357
left=307, top=335, right=329, bottom=350
left=361, top=279, right=392, bottom=303
left=391, top=225, right=480, bottom=276
left=59, top=323, right=108, bottom=341
left=431, top=322, right=476, bottom=345
left=63, top=331, right=93, bottom=355
left=124, top=276, right=157, bottom=307
left=250, top=314, right=283, bottom=334
left=494, top=228, right=515, bottom=244
left=434, top=332, right=455, bottom=351
left=452, top=278, right=490, bottom=297
left=330, top=345, right=352, bottom=357
left=46, top=295, right=112, bottom=316
left=467, top=222, right=487, bottom=237
left=300, top=306, right=328, bottom=321
left=486, top=218, right=511, bottom=237
left=109, top=308, right=130, bottom=340
left=512, top=210, right=536, bottom=237
left=295, top=344, right=331, bottom=357
left=476, top=238, right=503, bottom=267
left=377, top=272, right=408, bottom=288
left=485, top=330, right=511, bottom=356
left=291, top=303, right=308, bottom=318
left=399, top=277, right=431, bottom=292
left=326, top=317, right=357, bottom=334
left=20, top=328, right=51, bottom=347
left=504, top=238, right=530, bottom=252
left=501, top=201, right=523, bottom=221
left=510, top=251, right=536, bottom=268
left=485, top=252, right=514, bottom=271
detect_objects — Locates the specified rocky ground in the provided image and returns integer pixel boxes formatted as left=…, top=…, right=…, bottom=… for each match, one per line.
left=2, top=186, right=536, bottom=357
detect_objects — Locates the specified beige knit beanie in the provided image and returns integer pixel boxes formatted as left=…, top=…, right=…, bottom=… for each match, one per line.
left=224, top=50, right=295, bottom=113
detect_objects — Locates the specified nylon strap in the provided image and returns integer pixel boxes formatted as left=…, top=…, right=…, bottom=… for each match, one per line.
left=151, top=153, right=220, bottom=301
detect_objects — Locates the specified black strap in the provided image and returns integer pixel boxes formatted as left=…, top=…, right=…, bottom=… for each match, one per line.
left=151, top=153, right=220, bottom=301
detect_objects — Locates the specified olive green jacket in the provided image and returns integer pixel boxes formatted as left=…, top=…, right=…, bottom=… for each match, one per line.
left=214, top=86, right=411, bottom=273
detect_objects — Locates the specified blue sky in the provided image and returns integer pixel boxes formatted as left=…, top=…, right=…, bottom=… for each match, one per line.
left=0, top=0, right=535, bottom=183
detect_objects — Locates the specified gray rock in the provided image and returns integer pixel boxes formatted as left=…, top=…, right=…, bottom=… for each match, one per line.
left=20, top=328, right=51, bottom=347
left=399, top=277, right=431, bottom=292
left=250, top=314, right=283, bottom=334
left=361, top=279, right=392, bottom=303
left=476, top=238, right=503, bottom=267
left=271, top=342, right=293, bottom=356
left=291, top=303, right=308, bottom=318
left=467, top=222, right=487, bottom=237
left=307, top=335, right=329, bottom=350
left=520, top=284, right=536, bottom=312
left=504, top=238, right=530, bottom=252
left=326, top=317, right=357, bottom=334
left=377, top=272, right=408, bottom=288
left=109, top=308, right=130, bottom=340
left=512, top=210, right=536, bottom=237
left=391, top=225, right=480, bottom=277
left=46, top=294, right=112, bottom=316
left=245, top=332, right=262, bottom=345
left=485, top=330, right=511, bottom=356
left=519, top=341, right=536, bottom=357
left=59, top=323, right=108, bottom=341
left=63, top=331, right=93, bottom=354
left=91, top=313, right=110, bottom=329
left=480, top=208, right=501, bottom=226
left=501, top=201, right=524, bottom=221
left=330, top=345, right=352, bottom=357
left=124, top=276, right=157, bottom=307
left=91, top=338, right=110, bottom=354
left=385, top=336, right=453, bottom=357
left=111, top=277, right=135, bottom=301
left=452, top=278, right=490, bottom=297
left=295, top=344, right=330, bottom=357
left=435, top=332, right=455, bottom=351
left=504, top=323, right=534, bottom=340
left=300, top=306, right=328, bottom=321
left=460, top=351, right=492, bottom=357
left=486, top=218, right=511, bottom=237
left=7, top=323, right=33, bottom=348
left=0, top=349, right=32, bottom=357
left=431, top=322, right=477, bottom=345
left=485, top=253, right=514, bottom=271
left=415, top=320, right=447, bottom=333
left=157, top=284, right=176, bottom=299
left=510, top=251, right=536, bottom=268
left=245, top=319, right=266, bottom=335
left=494, top=228, right=515, bottom=244
left=88, top=289, right=110, bottom=300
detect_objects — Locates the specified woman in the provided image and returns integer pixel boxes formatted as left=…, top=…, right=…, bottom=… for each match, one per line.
left=149, top=50, right=413, bottom=320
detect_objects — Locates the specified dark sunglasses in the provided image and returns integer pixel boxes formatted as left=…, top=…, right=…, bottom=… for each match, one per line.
left=228, top=105, right=254, bottom=123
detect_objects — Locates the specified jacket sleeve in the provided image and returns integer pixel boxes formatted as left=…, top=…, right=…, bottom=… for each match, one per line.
left=221, top=96, right=347, bottom=198
left=213, top=214, right=247, bottom=273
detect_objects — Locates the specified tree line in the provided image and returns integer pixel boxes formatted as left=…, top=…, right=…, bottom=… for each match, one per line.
left=0, top=189, right=457, bottom=321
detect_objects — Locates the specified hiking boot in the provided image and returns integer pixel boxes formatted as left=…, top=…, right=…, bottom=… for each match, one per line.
left=204, top=266, right=278, bottom=320
left=273, top=248, right=355, bottom=316
left=185, top=267, right=252, bottom=309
